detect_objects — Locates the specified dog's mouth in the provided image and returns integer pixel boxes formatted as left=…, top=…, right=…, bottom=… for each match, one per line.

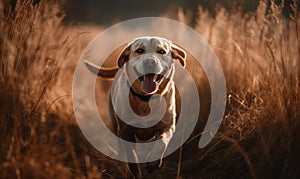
left=137, top=73, right=163, bottom=94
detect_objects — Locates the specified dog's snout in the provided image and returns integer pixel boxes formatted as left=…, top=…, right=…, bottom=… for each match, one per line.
left=143, top=58, right=157, bottom=66
left=140, top=57, right=162, bottom=74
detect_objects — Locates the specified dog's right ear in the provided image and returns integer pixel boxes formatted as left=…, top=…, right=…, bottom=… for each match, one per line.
left=171, top=43, right=186, bottom=68
left=117, top=44, right=131, bottom=68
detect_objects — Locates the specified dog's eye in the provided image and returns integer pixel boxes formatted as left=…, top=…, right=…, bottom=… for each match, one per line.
left=158, top=49, right=166, bottom=54
left=135, top=48, right=145, bottom=54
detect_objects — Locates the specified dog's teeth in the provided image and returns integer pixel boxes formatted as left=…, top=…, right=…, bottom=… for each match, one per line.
left=153, top=74, right=158, bottom=82
left=154, top=74, right=162, bottom=82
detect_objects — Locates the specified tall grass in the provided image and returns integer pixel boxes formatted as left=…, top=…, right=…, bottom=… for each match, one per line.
left=0, top=0, right=299, bottom=178
left=0, top=1, right=114, bottom=178
left=0, top=0, right=72, bottom=178
left=189, top=1, right=300, bottom=178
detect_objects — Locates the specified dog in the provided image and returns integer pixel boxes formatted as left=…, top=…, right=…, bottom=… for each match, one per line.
left=85, top=36, right=186, bottom=178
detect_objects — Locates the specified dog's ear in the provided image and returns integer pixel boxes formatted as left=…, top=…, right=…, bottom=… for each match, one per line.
left=117, top=44, right=131, bottom=68
left=171, top=44, right=186, bottom=68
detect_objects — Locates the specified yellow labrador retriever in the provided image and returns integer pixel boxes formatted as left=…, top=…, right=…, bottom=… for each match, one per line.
left=85, top=36, right=186, bottom=178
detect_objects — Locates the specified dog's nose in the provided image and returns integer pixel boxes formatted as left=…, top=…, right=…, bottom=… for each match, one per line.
left=143, top=58, right=157, bottom=66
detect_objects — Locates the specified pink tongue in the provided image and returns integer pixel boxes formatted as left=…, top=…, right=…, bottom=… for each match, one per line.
left=141, top=74, right=157, bottom=93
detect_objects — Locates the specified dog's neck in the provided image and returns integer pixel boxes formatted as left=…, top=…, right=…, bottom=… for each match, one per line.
left=130, top=87, right=154, bottom=102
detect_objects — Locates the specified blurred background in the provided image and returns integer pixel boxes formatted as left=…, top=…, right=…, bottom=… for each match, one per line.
left=63, top=0, right=295, bottom=26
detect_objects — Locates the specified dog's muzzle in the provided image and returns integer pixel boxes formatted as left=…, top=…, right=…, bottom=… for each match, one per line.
left=134, top=58, right=164, bottom=94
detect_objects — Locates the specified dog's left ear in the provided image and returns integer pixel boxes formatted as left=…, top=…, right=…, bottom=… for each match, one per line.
left=171, top=44, right=186, bottom=68
left=117, top=44, right=131, bottom=68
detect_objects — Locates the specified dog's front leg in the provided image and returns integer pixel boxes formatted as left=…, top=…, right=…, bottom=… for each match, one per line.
left=120, top=133, right=142, bottom=179
left=128, top=149, right=142, bottom=179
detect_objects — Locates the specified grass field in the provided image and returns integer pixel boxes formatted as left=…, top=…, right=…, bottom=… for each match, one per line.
left=1, top=0, right=299, bottom=178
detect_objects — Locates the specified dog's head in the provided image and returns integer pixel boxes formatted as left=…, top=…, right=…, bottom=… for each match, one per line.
left=118, top=36, right=186, bottom=95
